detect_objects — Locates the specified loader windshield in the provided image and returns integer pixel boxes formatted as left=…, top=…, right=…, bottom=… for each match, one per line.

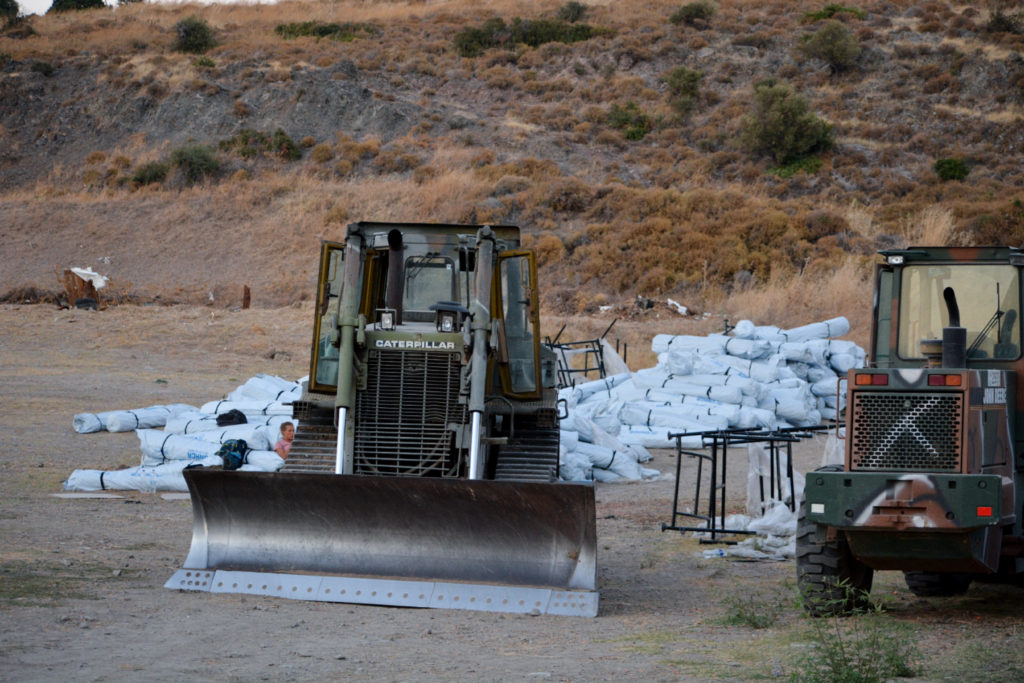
left=898, top=264, right=1020, bottom=360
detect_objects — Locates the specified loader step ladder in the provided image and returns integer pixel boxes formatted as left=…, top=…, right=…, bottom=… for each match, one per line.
left=281, top=423, right=337, bottom=473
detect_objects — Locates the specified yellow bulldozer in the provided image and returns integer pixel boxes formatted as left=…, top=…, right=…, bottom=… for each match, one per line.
left=166, top=222, right=598, bottom=616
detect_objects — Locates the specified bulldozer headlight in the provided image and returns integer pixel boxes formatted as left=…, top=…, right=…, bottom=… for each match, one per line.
left=437, top=310, right=457, bottom=333
left=886, top=255, right=904, bottom=265
left=378, top=309, right=396, bottom=331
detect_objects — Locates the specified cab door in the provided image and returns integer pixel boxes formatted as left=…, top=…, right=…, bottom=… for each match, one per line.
left=309, top=241, right=345, bottom=394
left=495, top=251, right=541, bottom=399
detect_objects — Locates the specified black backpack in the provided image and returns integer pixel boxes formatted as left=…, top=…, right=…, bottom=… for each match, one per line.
left=216, top=409, right=247, bottom=427
left=216, top=439, right=249, bottom=471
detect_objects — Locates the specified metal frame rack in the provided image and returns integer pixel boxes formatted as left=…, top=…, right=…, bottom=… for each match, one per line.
left=661, top=425, right=833, bottom=543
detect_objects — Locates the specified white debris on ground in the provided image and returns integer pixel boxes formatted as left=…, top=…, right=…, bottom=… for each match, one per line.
left=64, top=374, right=301, bottom=493
left=559, top=316, right=864, bottom=559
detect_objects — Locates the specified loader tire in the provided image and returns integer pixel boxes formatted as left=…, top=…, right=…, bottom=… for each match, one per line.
left=903, top=571, right=972, bottom=597
left=796, top=466, right=874, bottom=617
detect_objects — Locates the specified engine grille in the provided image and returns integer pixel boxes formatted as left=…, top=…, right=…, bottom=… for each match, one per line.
left=354, top=350, right=466, bottom=477
left=850, top=391, right=963, bottom=472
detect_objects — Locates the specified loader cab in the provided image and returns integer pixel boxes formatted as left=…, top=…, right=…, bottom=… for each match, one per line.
left=872, top=248, right=1024, bottom=368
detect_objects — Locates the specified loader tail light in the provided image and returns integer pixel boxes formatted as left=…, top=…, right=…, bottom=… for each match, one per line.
left=855, top=373, right=888, bottom=386
left=928, top=374, right=962, bottom=386
left=977, top=506, right=993, bottom=518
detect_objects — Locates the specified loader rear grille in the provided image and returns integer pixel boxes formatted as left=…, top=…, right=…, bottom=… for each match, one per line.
left=850, top=391, right=962, bottom=472
left=354, top=350, right=466, bottom=477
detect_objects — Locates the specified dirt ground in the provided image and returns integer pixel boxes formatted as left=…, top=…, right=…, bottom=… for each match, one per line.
left=2, top=303, right=1023, bottom=682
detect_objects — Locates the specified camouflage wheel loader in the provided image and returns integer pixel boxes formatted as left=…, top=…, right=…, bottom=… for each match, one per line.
left=167, top=222, right=598, bottom=617
left=799, top=246, right=1024, bottom=615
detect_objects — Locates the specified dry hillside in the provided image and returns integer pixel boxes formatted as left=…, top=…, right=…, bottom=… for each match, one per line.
left=1, top=0, right=1023, bottom=342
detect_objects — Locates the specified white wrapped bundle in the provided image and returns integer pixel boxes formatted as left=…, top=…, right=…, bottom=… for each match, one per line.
left=560, top=430, right=580, bottom=451
left=652, top=378, right=743, bottom=405
left=694, top=354, right=783, bottom=383
left=569, top=372, right=633, bottom=403
left=619, top=402, right=731, bottom=431
left=559, top=446, right=593, bottom=482
left=661, top=349, right=697, bottom=375
left=62, top=457, right=222, bottom=493
left=238, top=450, right=285, bottom=472
left=683, top=373, right=764, bottom=399
left=617, top=425, right=704, bottom=449
left=707, top=334, right=774, bottom=360
left=734, top=405, right=778, bottom=430
left=805, top=364, right=837, bottom=383
left=164, top=411, right=220, bottom=434
left=199, top=399, right=292, bottom=416
left=732, top=319, right=757, bottom=339
left=651, top=334, right=727, bottom=355
left=574, top=442, right=644, bottom=480
left=779, top=339, right=829, bottom=366
left=73, top=403, right=197, bottom=434
left=780, top=316, right=849, bottom=342
left=752, top=324, right=785, bottom=341
left=811, top=376, right=843, bottom=398
left=226, top=374, right=303, bottom=403
left=137, top=430, right=225, bottom=467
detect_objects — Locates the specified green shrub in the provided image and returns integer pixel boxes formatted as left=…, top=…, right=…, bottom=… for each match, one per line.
left=48, top=0, right=104, bottom=12
left=453, top=16, right=596, bottom=57
left=193, top=56, right=215, bottom=69
left=669, top=1, right=717, bottom=26
left=986, top=8, right=1023, bottom=35
left=219, top=128, right=302, bottom=161
left=803, top=4, right=866, bottom=22
left=934, top=157, right=969, bottom=182
left=274, top=21, right=379, bottom=41
left=131, top=161, right=170, bottom=186
left=170, top=145, right=219, bottom=184
left=0, top=0, right=18, bottom=21
left=662, top=66, right=703, bottom=116
left=740, top=80, right=833, bottom=164
left=607, top=101, right=652, bottom=140
left=30, top=61, right=55, bottom=77
left=798, top=20, right=860, bottom=72
left=556, top=1, right=587, bottom=23
left=174, top=15, right=216, bottom=54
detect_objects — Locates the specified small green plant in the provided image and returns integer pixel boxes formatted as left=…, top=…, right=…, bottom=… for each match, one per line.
left=174, top=15, right=216, bottom=54
left=453, top=16, right=597, bottom=58
left=803, top=4, right=867, bottom=22
left=798, top=20, right=860, bottom=72
left=792, top=583, right=918, bottom=682
left=607, top=101, right=652, bottom=140
left=557, top=1, right=587, bottom=23
left=48, top=0, right=104, bottom=12
left=769, top=156, right=824, bottom=178
left=131, top=161, right=170, bottom=186
left=193, top=56, right=215, bottom=69
left=662, top=66, right=703, bottom=116
left=30, top=60, right=55, bottom=77
left=274, top=21, right=379, bottom=41
left=669, top=1, right=717, bottom=26
left=740, top=80, right=833, bottom=164
left=721, top=591, right=785, bottom=629
left=170, top=144, right=219, bottom=184
left=934, top=157, right=970, bottom=182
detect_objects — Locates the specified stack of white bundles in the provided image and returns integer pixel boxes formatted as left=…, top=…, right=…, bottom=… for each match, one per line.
left=72, top=403, right=197, bottom=434
left=559, top=411, right=658, bottom=483
left=63, top=456, right=223, bottom=493
left=558, top=315, right=866, bottom=482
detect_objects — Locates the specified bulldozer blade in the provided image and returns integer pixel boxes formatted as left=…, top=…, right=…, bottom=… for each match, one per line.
left=166, top=470, right=598, bottom=617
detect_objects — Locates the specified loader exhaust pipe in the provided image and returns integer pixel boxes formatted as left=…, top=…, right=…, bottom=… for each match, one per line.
left=467, top=226, right=495, bottom=480
left=942, top=287, right=966, bottom=368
